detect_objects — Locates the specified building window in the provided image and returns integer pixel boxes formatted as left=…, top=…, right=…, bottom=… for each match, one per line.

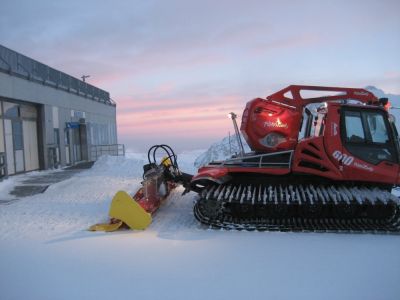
left=64, top=129, right=70, bottom=145
left=54, top=128, right=60, bottom=145
left=71, top=110, right=86, bottom=119
left=4, top=102, right=20, bottom=118
left=21, top=104, right=37, bottom=119
left=12, top=120, right=23, bottom=150
left=52, top=107, right=59, bottom=129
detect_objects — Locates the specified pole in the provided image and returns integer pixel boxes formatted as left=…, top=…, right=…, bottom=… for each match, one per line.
left=228, top=112, right=245, bottom=157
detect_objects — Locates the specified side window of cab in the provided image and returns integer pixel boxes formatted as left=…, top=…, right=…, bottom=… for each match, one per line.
left=342, top=108, right=397, bottom=164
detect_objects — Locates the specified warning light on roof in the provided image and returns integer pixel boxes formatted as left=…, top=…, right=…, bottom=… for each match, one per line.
left=384, top=101, right=391, bottom=111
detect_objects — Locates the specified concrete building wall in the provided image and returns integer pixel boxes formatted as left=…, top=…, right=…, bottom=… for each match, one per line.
left=0, top=69, right=117, bottom=175
left=0, top=72, right=115, bottom=118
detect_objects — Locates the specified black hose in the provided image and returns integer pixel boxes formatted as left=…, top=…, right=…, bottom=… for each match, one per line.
left=146, top=144, right=179, bottom=172
left=145, top=144, right=193, bottom=189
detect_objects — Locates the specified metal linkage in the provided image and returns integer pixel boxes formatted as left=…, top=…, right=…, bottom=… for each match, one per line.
left=193, top=183, right=400, bottom=234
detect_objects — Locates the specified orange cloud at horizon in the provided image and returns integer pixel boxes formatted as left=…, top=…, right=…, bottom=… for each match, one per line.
left=117, top=107, right=242, bottom=138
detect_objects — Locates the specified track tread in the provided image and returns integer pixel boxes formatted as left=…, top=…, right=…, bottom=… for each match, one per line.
left=193, top=183, right=400, bottom=234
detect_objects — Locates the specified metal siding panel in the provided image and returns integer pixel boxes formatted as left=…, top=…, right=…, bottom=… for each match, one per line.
left=0, top=119, right=4, bottom=152
left=5, top=119, right=15, bottom=174
left=23, top=120, right=39, bottom=171
left=15, top=150, right=24, bottom=172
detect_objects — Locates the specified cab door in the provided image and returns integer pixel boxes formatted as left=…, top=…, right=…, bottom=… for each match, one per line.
left=341, top=108, right=399, bottom=185
left=323, top=103, right=344, bottom=174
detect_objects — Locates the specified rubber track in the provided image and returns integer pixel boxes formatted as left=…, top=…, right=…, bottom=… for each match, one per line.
left=193, top=184, right=400, bottom=234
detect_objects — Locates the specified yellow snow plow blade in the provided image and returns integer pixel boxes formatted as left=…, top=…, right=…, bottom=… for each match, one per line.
left=89, top=220, right=124, bottom=232
left=109, top=191, right=152, bottom=230
left=89, top=191, right=152, bottom=232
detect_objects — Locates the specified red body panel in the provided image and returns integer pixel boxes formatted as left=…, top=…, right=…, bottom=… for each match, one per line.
left=241, top=97, right=302, bottom=152
left=292, top=136, right=342, bottom=180
left=135, top=174, right=176, bottom=214
left=191, top=166, right=230, bottom=184
left=323, top=103, right=343, bottom=171
left=192, top=165, right=290, bottom=182
left=322, top=102, right=398, bottom=185
left=241, top=85, right=379, bottom=153
left=191, top=85, right=399, bottom=187
left=341, top=154, right=398, bottom=184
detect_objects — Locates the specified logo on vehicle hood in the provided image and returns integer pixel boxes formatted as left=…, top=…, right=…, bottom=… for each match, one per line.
left=264, top=118, right=288, bottom=129
left=354, top=91, right=370, bottom=96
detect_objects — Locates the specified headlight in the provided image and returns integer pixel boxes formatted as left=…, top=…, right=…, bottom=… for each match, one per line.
left=259, top=132, right=286, bottom=148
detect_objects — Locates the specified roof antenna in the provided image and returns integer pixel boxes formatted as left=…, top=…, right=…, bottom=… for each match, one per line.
left=81, top=75, right=90, bottom=82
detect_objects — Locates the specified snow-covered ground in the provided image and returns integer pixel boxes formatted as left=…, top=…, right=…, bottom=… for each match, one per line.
left=194, top=134, right=250, bottom=168
left=0, top=152, right=399, bottom=300
left=1, top=87, right=400, bottom=300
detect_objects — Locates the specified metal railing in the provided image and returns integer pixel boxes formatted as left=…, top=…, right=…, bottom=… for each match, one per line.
left=0, top=44, right=115, bottom=106
left=90, top=144, right=125, bottom=161
left=218, top=150, right=294, bottom=168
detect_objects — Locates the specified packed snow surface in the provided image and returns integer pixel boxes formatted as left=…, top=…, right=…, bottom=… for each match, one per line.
left=0, top=154, right=399, bottom=300
left=1, top=88, right=400, bottom=300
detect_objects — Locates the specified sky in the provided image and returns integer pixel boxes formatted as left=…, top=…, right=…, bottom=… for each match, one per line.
left=0, top=0, right=399, bottom=151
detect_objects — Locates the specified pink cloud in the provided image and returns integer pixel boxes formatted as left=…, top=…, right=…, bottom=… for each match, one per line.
left=116, top=93, right=245, bottom=143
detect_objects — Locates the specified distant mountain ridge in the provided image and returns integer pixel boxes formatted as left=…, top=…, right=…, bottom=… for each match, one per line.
left=194, top=87, right=400, bottom=168
left=366, top=86, right=400, bottom=128
left=366, top=86, right=400, bottom=103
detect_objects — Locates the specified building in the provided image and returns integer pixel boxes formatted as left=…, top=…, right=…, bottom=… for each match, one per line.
left=0, top=44, right=121, bottom=178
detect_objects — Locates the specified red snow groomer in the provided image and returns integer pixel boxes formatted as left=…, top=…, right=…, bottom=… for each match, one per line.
left=191, top=85, right=400, bottom=233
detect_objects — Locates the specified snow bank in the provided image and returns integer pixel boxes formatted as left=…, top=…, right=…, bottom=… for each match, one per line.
left=89, top=154, right=145, bottom=177
left=0, top=175, right=18, bottom=201
left=0, top=153, right=201, bottom=240
left=194, top=134, right=251, bottom=167
left=366, top=86, right=400, bottom=131
left=0, top=155, right=146, bottom=240
left=176, top=149, right=205, bottom=174
left=126, top=148, right=202, bottom=174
